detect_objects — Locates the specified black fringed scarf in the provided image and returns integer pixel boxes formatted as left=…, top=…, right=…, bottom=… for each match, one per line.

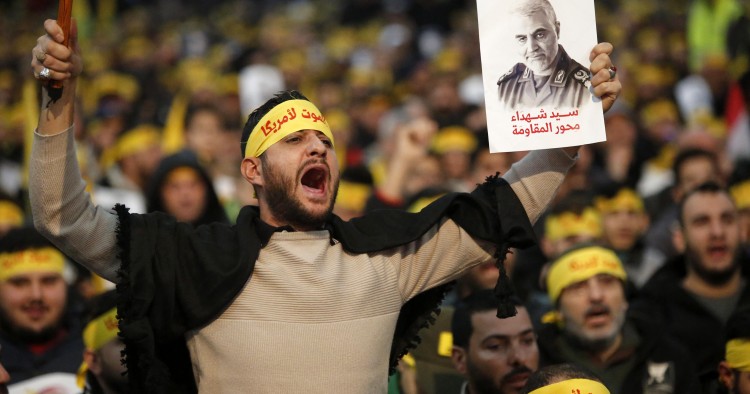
left=113, top=175, right=535, bottom=393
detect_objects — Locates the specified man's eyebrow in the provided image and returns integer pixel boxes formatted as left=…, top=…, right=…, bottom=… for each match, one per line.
left=515, top=28, right=548, bottom=38
left=481, top=328, right=535, bottom=342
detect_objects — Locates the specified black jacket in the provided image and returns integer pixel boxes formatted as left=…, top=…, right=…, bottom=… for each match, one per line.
left=635, top=255, right=750, bottom=387
left=536, top=307, right=701, bottom=394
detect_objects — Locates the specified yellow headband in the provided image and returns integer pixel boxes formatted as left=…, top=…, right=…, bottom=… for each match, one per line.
left=730, top=181, right=750, bottom=210
left=0, top=201, right=24, bottom=227
left=77, top=307, right=120, bottom=388
left=244, top=99, right=334, bottom=158
left=595, top=189, right=644, bottom=214
left=726, top=338, right=750, bottom=372
left=545, top=207, right=602, bottom=242
left=0, top=247, right=65, bottom=282
left=529, top=379, right=610, bottom=394
left=546, top=246, right=627, bottom=303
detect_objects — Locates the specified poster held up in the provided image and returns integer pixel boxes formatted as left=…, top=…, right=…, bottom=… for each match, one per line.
left=477, top=0, right=606, bottom=153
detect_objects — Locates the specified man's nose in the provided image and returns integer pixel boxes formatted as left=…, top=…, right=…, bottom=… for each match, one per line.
left=525, top=36, right=537, bottom=52
left=29, top=281, right=43, bottom=299
left=708, top=219, right=726, bottom=238
left=587, top=278, right=604, bottom=301
left=306, top=137, right=327, bottom=157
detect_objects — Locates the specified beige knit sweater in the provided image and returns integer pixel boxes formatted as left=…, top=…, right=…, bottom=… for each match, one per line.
left=30, top=127, right=576, bottom=393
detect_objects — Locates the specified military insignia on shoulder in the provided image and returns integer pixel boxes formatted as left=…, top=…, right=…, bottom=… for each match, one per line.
left=553, top=70, right=565, bottom=84
left=573, top=69, right=590, bottom=85
left=497, top=65, right=518, bottom=84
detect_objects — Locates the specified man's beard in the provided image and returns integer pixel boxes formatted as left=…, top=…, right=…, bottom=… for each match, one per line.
left=686, top=246, right=740, bottom=286
left=262, top=158, right=338, bottom=230
left=563, top=303, right=624, bottom=353
left=466, top=356, right=532, bottom=394
left=0, top=303, right=64, bottom=344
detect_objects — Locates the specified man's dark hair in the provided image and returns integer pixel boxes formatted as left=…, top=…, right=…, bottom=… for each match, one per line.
left=546, top=190, right=595, bottom=217
left=677, top=181, right=733, bottom=227
left=521, top=363, right=603, bottom=394
left=0, top=226, right=55, bottom=254
left=185, top=103, right=227, bottom=131
left=671, top=148, right=718, bottom=186
left=451, top=289, right=523, bottom=348
left=240, top=90, right=311, bottom=157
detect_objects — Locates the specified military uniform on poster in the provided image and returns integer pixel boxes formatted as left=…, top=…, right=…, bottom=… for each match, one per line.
left=497, top=45, right=589, bottom=110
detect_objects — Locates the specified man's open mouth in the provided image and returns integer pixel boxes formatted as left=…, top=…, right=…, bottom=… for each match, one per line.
left=300, top=166, right=328, bottom=194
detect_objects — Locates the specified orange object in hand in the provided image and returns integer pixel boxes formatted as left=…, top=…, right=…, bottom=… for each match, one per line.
left=50, top=0, right=73, bottom=89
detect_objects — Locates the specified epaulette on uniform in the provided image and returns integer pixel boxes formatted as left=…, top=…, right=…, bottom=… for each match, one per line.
left=571, top=65, right=590, bottom=87
left=497, top=64, right=522, bottom=85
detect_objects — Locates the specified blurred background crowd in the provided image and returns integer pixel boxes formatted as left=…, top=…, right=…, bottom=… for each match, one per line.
left=1, top=0, right=750, bottom=393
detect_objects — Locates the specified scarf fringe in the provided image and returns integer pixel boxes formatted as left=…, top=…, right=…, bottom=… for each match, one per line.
left=388, top=282, right=454, bottom=375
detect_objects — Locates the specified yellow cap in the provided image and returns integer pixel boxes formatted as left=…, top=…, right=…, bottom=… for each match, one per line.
left=432, top=126, right=477, bottom=155
left=115, top=124, right=162, bottom=159
left=730, top=180, right=750, bottom=210
left=336, top=181, right=372, bottom=213
left=529, top=379, right=610, bottom=394
left=595, top=188, right=644, bottom=214
left=726, top=338, right=750, bottom=372
left=544, top=207, right=602, bottom=242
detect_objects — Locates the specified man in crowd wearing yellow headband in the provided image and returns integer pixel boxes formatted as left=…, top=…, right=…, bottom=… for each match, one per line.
left=638, top=181, right=750, bottom=391
left=521, top=363, right=608, bottom=394
left=94, top=124, right=164, bottom=215
left=594, top=186, right=664, bottom=288
left=0, top=227, right=83, bottom=389
left=29, top=18, right=621, bottom=393
left=718, top=307, right=750, bottom=394
left=78, top=291, right=126, bottom=394
left=451, top=290, right=539, bottom=394
left=516, top=191, right=602, bottom=329
left=536, top=244, right=701, bottom=394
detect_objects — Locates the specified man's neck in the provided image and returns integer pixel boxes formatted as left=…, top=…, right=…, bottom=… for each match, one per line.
left=27, top=328, right=68, bottom=355
left=590, top=333, right=623, bottom=365
left=683, top=269, right=742, bottom=298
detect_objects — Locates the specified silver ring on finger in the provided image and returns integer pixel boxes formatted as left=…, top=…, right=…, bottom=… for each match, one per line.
left=608, top=66, right=617, bottom=80
left=39, top=67, right=51, bottom=81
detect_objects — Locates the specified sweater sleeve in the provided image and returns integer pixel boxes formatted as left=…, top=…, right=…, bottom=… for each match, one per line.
left=502, top=148, right=577, bottom=224
left=29, top=126, right=121, bottom=282
left=391, top=218, right=496, bottom=302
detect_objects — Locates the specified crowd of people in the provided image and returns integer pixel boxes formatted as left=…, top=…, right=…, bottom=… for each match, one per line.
left=0, top=0, right=750, bottom=393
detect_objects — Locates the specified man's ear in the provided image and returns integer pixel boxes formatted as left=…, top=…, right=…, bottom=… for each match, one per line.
left=451, top=346, right=468, bottom=375
left=718, top=361, right=734, bottom=391
left=83, top=349, right=102, bottom=375
left=241, top=157, right=263, bottom=188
